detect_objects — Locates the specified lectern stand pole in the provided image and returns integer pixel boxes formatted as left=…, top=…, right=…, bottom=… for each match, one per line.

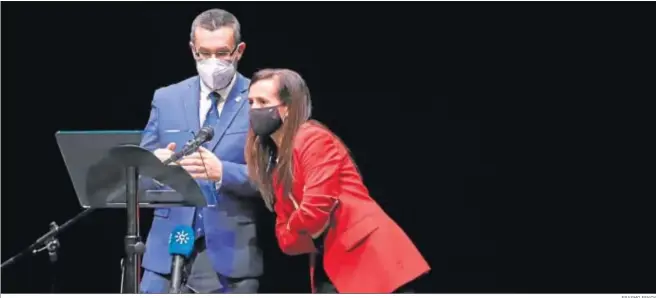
left=123, top=166, right=145, bottom=293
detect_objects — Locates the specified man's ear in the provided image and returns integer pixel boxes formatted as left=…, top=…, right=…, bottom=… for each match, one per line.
left=236, top=42, right=247, bottom=61
left=189, top=41, right=198, bottom=60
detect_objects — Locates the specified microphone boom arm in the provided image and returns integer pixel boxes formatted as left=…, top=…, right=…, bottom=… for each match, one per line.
left=0, top=208, right=94, bottom=269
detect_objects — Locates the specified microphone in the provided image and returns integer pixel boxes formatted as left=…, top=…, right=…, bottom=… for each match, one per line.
left=163, top=126, right=215, bottom=165
left=168, top=225, right=196, bottom=294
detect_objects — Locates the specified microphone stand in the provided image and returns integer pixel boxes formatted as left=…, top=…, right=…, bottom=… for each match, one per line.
left=31, top=222, right=61, bottom=293
left=0, top=208, right=94, bottom=269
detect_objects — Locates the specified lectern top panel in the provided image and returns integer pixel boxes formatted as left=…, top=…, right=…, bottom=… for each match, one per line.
left=55, top=131, right=207, bottom=209
left=56, top=131, right=143, bottom=208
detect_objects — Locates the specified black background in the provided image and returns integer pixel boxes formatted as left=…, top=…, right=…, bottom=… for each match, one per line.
left=2, top=1, right=655, bottom=294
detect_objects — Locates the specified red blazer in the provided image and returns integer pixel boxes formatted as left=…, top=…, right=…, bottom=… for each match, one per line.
left=273, top=121, right=430, bottom=293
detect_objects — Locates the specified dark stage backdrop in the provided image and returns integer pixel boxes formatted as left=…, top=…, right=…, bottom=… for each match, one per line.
left=2, top=2, right=655, bottom=294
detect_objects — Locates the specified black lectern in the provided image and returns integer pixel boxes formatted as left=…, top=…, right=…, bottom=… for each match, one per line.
left=55, top=131, right=207, bottom=294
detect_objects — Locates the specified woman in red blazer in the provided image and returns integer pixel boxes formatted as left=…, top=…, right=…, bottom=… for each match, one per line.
left=244, top=68, right=430, bottom=293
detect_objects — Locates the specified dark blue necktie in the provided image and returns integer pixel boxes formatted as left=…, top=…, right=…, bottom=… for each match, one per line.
left=195, top=91, right=221, bottom=238
left=202, top=92, right=221, bottom=145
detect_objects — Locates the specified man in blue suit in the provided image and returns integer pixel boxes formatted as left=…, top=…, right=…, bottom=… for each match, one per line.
left=138, top=9, right=262, bottom=293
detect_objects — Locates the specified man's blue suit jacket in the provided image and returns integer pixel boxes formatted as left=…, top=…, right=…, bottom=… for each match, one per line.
left=139, top=73, right=263, bottom=279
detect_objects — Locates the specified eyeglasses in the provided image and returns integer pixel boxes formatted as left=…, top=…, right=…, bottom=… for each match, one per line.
left=194, top=45, right=238, bottom=60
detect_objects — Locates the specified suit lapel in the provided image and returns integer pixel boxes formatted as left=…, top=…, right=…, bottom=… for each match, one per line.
left=206, top=74, right=249, bottom=152
left=182, top=77, right=201, bottom=134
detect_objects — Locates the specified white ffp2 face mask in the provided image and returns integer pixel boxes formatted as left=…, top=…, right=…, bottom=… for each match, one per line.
left=196, top=58, right=236, bottom=91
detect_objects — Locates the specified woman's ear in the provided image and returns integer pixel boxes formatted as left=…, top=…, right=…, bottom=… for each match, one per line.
left=278, top=106, right=289, bottom=121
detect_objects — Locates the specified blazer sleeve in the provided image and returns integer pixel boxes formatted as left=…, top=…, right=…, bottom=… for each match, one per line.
left=219, top=161, right=261, bottom=197
left=275, top=199, right=318, bottom=255
left=138, top=90, right=166, bottom=191
left=287, top=129, right=341, bottom=237
left=140, top=90, right=162, bottom=152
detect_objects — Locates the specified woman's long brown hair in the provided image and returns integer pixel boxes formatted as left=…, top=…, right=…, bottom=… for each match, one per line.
left=244, top=69, right=313, bottom=211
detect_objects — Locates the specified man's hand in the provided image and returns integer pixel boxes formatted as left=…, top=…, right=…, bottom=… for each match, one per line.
left=154, top=143, right=177, bottom=165
left=179, top=146, right=223, bottom=181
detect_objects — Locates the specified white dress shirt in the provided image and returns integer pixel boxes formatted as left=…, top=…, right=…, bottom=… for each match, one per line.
left=199, top=74, right=237, bottom=126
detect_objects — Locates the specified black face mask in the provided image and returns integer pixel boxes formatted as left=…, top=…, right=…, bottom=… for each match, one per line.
left=250, top=106, right=283, bottom=137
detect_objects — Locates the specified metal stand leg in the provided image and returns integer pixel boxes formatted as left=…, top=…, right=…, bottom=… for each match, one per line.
left=123, top=166, right=145, bottom=293
left=47, top=237, right=59, bottom=293
left=120, top=258, right=126, bottom=293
